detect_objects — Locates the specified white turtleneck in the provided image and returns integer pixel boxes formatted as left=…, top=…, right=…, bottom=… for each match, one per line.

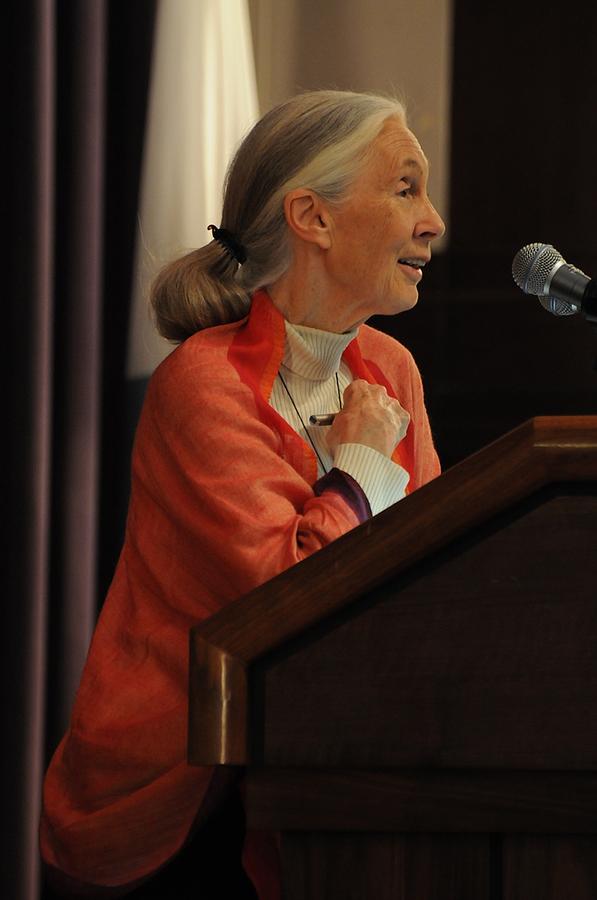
left=269, top=320, right=409, bottom=516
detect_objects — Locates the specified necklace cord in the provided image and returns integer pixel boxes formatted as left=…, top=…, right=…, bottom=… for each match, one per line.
left=277, top=371, right=343, bottom=475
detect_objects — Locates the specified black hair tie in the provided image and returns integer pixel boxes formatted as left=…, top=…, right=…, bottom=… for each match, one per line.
left=207, top=224, right=247, bottom=265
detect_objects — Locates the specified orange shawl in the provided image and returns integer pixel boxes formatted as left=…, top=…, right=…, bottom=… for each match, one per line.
left=40, top=291, right=440, bottom=895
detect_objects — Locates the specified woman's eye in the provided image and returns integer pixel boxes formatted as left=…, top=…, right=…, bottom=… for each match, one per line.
left=397, top=182, right=413, bottom=197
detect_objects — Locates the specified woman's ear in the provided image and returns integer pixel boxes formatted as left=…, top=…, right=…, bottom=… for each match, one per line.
left=283, top=189, right=332, bottom=250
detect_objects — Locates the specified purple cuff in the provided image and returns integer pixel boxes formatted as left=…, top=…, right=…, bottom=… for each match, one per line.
left=313, top=467, right=372, bottom=523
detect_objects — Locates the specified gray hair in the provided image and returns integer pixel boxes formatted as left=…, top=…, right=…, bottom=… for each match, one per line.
left=151, top=89, right=406, bottom=341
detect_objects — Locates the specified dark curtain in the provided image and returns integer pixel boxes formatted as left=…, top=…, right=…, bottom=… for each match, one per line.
left=5, top=2, right=156, bottom=898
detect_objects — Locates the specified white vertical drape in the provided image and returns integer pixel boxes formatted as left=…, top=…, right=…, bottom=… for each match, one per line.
left=128, top=0, right=259, bottom=378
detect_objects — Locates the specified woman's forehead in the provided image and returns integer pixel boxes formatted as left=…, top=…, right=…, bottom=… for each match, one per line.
left=363, top=119, right=429, bottom=184
left=378, top=120, right=426, bottom=163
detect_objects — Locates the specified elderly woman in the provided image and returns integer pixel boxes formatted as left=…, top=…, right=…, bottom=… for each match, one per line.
left=41, top=90, right=445, bottom=899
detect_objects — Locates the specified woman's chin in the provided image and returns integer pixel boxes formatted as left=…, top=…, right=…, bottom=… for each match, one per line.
left=385, top=288, right=419, bottom=317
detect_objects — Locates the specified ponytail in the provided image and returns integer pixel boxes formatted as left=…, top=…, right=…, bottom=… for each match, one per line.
left=150, top=240, right=250, bottom=342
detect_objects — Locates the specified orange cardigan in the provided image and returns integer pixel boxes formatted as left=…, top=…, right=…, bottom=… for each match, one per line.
left=40, top=291, right=440, bottom=896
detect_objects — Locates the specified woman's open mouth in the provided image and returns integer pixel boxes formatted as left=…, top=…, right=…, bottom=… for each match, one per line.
left=397, top=257, right=427, bottom=281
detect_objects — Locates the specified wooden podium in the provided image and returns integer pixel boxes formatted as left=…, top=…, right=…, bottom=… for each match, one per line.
left=189, top=416, right=597, bottom=899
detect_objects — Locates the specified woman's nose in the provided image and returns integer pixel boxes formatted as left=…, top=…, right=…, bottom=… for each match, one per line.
left=416, top=200, right=446, bottom=241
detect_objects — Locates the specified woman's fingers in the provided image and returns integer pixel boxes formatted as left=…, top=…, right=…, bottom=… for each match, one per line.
left=326, top=380, right=410, bottom=457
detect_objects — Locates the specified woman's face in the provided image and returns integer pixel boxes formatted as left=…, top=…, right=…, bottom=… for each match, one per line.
left=323, top=117, right=445, bottom=331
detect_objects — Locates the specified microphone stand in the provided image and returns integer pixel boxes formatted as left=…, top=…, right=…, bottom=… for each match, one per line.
left=578, top=283, right=597, bottom=372
left=582, top=280, right=597, bottom=326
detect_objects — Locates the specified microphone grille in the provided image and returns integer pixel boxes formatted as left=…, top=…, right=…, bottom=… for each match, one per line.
left=511, top=242, right=562, bottom=295
left=538, top=295, right=578, bottom=317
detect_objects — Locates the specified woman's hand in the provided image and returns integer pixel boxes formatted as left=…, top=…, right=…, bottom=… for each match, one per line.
left=326, top=380, right=410, bottom=458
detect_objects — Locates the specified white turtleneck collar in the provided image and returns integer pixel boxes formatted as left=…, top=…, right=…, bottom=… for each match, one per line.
left=281, top=320, right=358, bottom=381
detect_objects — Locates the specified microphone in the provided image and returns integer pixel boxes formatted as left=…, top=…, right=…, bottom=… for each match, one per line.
left=512, top=242, right=597, bottom=320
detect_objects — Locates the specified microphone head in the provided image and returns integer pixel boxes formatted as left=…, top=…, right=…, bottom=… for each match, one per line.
left=512, top=242, right=577, bottom=316
left=511, top=242, right=561, bottom=294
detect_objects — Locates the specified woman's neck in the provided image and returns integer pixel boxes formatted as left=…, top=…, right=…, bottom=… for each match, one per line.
left=268, top=265, right=365, bottom=333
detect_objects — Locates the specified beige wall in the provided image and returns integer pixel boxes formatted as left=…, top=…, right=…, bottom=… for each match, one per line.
left=248, top=0, right=452, bottom=244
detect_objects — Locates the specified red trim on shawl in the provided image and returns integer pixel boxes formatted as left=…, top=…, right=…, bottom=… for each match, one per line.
left=228, top=289, right=286, bottom=401
left=227, top=290, right=318, bottom=484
